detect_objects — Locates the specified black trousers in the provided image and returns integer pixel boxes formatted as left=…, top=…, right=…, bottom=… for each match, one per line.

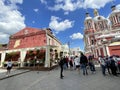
left=60, top=66, right=63, bottom=78
left=111, top=66, right=117, bottom=76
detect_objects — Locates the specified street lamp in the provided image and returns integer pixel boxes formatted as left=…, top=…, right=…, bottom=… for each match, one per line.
left=68, top=41, right=71, bottom=57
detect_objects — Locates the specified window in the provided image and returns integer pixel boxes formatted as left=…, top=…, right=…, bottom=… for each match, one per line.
left=119, top=16, right=120, bottom=22
left=88, top=22, right=91, bottom=28
left=91, top=40, right=94, bottom=45
left=94, top=23, right=97, bottom=30
left=24, top=29, right=28, bottom=35
left=49, top=38, right=50, bottom=45
left=99, top=23, right=103, bottom=30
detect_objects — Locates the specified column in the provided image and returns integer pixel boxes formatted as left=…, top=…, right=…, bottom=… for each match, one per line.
left=103, top=45, right=107, bottom=56
left=98, top=48, right=101, bottom=56
left=0, top=51, right=6, bottom=67
left=20, top=49, right=27, bottom=67
left=45, top=45, right=50, bottom=67
left=106, top=46, right=110, bottom=56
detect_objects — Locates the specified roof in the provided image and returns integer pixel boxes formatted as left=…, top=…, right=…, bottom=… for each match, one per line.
left=85, top=17, right=92, bottom=20
left=111, top=9, right=120, bottom=14
left=12, top=27, right=42, bottom=37
left=109, top=42, right=120, bottom=46
left=93, top=15, right=106, bottom=22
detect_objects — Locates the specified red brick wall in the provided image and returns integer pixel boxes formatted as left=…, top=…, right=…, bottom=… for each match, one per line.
left=109, top=45, right=120, bottom=56
left=8, top=33, right=46, bottom=49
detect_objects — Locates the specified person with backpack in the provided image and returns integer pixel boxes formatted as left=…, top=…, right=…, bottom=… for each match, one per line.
left=80, top=53, right=88, bottom=75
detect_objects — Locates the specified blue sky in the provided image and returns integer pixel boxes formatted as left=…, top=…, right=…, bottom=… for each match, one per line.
left=0, top=0, right=120, bottom=51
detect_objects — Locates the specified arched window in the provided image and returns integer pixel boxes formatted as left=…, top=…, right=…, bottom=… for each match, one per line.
left=88, top=22, right=91, bottom=28
left=91, top=39, right=94, bottom=45
left=99, top=23, right=103, bottom=30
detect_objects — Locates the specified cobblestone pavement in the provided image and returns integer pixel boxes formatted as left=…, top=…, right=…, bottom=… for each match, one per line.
left=0, top=67, right=120, bottom=90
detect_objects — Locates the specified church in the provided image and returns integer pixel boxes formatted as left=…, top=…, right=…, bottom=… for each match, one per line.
left=84, top=5, right=120, bottom=58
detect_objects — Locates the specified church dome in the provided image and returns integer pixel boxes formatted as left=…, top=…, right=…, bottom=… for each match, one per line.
left=93, top=15, right=106, bottom=22
left=85, top=12, right=92, bottom=20
left=111, top=9, right=120, bottom=14
left=85, top=16, right=92, bottom=20
left=109, top=5, right=120, bottom=17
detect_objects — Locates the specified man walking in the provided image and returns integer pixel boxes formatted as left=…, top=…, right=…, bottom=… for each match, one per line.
left=80, top=53, right=88, bottom=75
left=59, top=57, right=64, bottom=79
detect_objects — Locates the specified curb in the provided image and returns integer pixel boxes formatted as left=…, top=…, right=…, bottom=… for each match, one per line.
left=0, top=70, right=30, bottom=80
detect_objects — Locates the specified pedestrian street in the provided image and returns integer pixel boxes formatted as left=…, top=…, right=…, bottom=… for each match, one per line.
left=0, top=67, right=120, bottom=90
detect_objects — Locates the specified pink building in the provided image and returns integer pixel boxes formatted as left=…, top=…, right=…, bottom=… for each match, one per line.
left=0, top=27, right=62, bottom=67
left=84, top=5, right=120, bottom=58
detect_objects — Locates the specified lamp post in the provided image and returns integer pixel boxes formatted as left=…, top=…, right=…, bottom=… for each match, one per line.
left=68, top=41, right=70, bottom=57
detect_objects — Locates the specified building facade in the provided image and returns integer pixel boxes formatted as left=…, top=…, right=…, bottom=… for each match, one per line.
left=0, top=27, right=62, bottom=67
left=84, top=5, right=120, bottom=58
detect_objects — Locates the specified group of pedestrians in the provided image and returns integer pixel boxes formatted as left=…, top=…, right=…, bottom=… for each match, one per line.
left=59, top=52, right=96, bottom=79
left=59, top=53, right=120, bottom=79
left=99, top=55, right=119, bottom=76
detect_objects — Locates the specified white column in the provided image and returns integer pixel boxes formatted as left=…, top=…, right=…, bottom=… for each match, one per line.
left=20, top=49, right=27, bottom=67
left=88, top=37, right=90, bottom=45
left=45, top=46, right=50, bottom=67
left=98, top=48, right=101, bottom=56
left=106, top=46, right=110, bottom=56
left=95, top=49, right=97, bottom=58
left=103, top=45, right=107, bottom=56
left=0, top=52, right=6, bottom=67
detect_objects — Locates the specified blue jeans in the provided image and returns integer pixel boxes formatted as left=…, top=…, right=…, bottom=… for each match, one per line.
left=89, top=62, right=96, bottom=72
left=101, top=65, right=106, bottom=75
left=81, top=64, right=88, bottom=75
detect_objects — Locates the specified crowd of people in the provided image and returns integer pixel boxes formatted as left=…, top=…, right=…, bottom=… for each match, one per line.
left=5, top=52, right=120, bottom=78
left=59, top=52, right=96, bottom=79
left=98, top=55, right=120, bottom=76
left=59, top=53, right=120, bottom=79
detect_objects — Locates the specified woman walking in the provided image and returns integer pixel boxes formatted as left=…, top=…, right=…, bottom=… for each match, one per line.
left=6, top=59, right=12, bottom=76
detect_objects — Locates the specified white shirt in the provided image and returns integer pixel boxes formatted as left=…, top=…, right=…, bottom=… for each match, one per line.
left=74, top=57, right=80, bottom=66
left=7, top=61, right=12, bottom=67
left=99, top=57, right=105, bottom=66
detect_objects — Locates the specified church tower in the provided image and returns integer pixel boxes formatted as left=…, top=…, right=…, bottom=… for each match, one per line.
left=109, top=5, right=120, bottom=29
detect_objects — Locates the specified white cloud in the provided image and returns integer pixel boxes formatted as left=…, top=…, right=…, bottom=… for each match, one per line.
left=0, top=32, right=9, bottom=44
left=49, top=0, right=83, bottom=12
left=43, top=0, right=113, bottom=12
left=83, top=0, right=113, bottom=9
left=49, top=16, right=74, bottom=33
left=70, top=32, right=83, bottom=40
left=34, top=8, right=39, bottom=12
left=0, top=0, right=25, bottom=44
left=40, top=0, right=47, bottom=4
